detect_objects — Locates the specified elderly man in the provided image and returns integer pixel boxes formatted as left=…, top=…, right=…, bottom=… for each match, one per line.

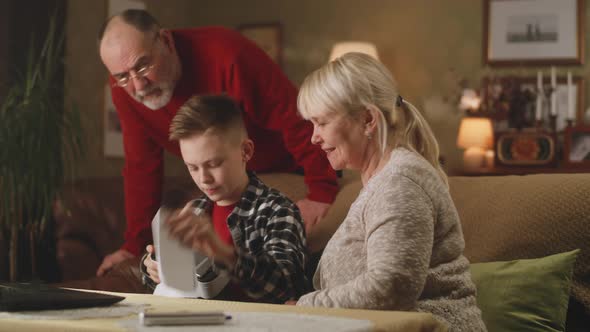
left=96, top=9, right=337, bottom=276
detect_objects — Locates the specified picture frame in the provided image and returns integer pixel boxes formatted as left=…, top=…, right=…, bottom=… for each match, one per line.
left=103, top=84, right=125, bottom=157
left=237, top=22, right=283, bottom=68
left=479, top=75, right=584, bottom=132
left=483, top=0, right=584, bottom=66
left=563, top=126, right=590, bottom=167
left=495, top=130, right=557, bottom=166
left=103, top=0, right=145, bottom=158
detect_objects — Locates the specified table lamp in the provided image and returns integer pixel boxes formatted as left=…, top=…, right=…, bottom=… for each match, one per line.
left=456, top=117, right=494, bottom=171
left=329, top=42, right=379, bottom=61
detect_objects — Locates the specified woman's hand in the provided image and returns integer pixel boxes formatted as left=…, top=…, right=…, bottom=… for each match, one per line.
left=144, top=244, right=160, bottom=284
left=284, top=300, right=298, bottom=305
left=166, top=202, right=237, bottom=269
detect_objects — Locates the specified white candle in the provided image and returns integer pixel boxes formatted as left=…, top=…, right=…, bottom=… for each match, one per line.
left=535, top=71, right=543, bottom=121
left=550, top=67, right=557, bottom=116
left=567, top=71, right=574, bottom=120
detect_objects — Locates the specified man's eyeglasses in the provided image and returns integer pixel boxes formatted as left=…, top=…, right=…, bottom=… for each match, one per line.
left=112, top=64, right=155, bottom=87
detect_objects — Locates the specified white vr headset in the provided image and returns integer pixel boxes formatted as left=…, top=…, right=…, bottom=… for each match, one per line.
left=151, top=202, right=230, bottom=299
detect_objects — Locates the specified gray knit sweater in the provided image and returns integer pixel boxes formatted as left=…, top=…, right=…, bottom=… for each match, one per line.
left=297, top=148, right=486, bottom=331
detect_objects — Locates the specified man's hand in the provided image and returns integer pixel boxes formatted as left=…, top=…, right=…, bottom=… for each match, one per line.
left=144, top=245, right=160, bottom=283
left=96, top=249, right=135, bottom=276
left=296, top=199, right=332, bottom=235
left=166, top=202, right=236, bottom=268
left=284, top=300, right=297, bottom=305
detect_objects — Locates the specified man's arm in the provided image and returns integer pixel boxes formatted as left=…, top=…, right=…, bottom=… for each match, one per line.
left=115, top=89, right=164, bottom=256
left=296, top=198, right=332, bottom=235
left=96, top=249, right=134, bottom=276
left=225, top=33, right=339, bottom=206
left=97, top=87, right=164, bottom=276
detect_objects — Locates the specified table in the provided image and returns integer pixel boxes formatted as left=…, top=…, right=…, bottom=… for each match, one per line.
left=0, top=291, right=447, bottom=332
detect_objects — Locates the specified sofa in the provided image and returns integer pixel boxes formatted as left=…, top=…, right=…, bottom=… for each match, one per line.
left=53, top=172, right=590, bottom=330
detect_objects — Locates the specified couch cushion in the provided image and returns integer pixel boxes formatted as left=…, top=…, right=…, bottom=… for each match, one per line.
left=471, top=250, right=579, bottom=332
left=449, top=174, right=590, bottom=315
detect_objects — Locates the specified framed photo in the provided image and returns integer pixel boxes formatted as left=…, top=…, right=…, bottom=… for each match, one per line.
left=483, top=0, right=584, bottom=66
left=563, top=126, right=590, bottom=167
left=480, top=75, right=584, bottom=132
left=237, top=22, right=283, bottom=67
left=103, top=85, right=124, bottom=157
left=495, top=130, right=557, bottom=166
left=103, top=0, right=145, bottom=158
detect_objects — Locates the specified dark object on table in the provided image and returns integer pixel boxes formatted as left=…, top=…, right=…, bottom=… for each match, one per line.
left=0, top=282, right=124, bottom=311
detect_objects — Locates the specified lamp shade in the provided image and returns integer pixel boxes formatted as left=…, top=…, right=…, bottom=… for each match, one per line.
left=329, top=42, right=379, bottom=62
left=457, top=117, right=493, bottom=149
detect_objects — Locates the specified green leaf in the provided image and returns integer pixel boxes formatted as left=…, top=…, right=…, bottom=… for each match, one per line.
left=0, top=12, right=84, bottom=231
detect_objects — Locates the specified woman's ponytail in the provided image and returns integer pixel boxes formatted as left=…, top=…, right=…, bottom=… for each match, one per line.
left=395, top=98, right=448, bottom=186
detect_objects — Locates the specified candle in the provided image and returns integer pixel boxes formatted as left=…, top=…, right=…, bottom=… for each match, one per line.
left=567, top=71, right=575, bottom=121
left=550, top=67, right=557, bottom=116
left=484, top=149, right=495, bottom=169
left=535, top=71, right=543, bottom=121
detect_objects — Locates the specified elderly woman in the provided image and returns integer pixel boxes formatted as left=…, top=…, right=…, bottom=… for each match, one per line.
left=294, top=53, right=486, bottom=331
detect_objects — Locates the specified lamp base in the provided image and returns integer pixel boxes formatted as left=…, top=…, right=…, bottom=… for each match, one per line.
left=463, top=147, right=486, bottom=172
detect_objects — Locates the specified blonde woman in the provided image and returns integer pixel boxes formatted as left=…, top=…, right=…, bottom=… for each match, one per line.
left=294, top=53, right=486, bottom=331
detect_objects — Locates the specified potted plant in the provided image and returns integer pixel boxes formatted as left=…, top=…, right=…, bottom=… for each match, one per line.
left=0, top=16, right=84, bottom=282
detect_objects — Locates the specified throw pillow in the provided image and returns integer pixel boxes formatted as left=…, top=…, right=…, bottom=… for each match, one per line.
left=470, top=249, right=579, bottom=332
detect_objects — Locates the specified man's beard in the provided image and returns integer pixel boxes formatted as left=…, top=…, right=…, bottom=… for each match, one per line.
left=133, top=80, right=175, bottom=110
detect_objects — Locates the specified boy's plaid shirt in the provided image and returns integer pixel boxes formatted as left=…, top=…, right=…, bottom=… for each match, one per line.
left=191, top=172, right=310, bottom=303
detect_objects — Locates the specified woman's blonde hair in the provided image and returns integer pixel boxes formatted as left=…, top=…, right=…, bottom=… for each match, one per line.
left=297, top=52, right=447, bottom=185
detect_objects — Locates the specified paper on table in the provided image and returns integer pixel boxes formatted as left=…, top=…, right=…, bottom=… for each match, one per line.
left=119, top=311, right=373, bottom=332
left=0, top=301, right=147, bottom=320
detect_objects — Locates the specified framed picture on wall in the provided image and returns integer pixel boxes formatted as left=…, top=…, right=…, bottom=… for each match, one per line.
left=237, top=22, right=283, bottom=67
left=103, top=85, right=124, bottom=157
left=563, top=126, right=590, bottom=167
left=483, top=0, right=584, bottom=66
left=479, top=75, right=584, bottom=132
left=103, top=0, right=145, bottom=158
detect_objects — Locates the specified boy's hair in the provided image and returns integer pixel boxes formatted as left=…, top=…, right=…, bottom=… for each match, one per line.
left=169, top=95, right=245, bottom=141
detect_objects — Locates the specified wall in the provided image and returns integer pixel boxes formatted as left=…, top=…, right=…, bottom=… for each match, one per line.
left=65, top=0, right=590, bottom=177
left=1, top=1, right=65, bottom=96
left=0, top=2, right=12, bottom=95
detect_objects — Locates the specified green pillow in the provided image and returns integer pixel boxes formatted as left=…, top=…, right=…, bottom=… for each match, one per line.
left=470, top=249, right=579, bottom=332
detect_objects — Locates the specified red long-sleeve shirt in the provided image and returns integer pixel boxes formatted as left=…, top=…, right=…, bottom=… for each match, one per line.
left=110, top=27, right=338, bottom=256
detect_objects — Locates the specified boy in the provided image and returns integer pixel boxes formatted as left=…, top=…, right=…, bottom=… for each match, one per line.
left=140, top=95, right=309, bottom=303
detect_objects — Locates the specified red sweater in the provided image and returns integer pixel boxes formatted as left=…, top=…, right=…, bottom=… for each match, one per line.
left=110, top=27, right=338, bottom=255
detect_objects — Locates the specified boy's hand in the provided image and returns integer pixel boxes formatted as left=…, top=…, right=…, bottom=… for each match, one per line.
left=144, top=245, right=160, bottom=284
left=166, top=202, right=237, bottom=268
left=296, top=199, right=331, bottom=235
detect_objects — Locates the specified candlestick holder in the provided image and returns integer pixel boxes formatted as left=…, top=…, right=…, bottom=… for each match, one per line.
left=535, top=85, right=557, bottom=132
left=549, top=114, right=558, bottom=133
